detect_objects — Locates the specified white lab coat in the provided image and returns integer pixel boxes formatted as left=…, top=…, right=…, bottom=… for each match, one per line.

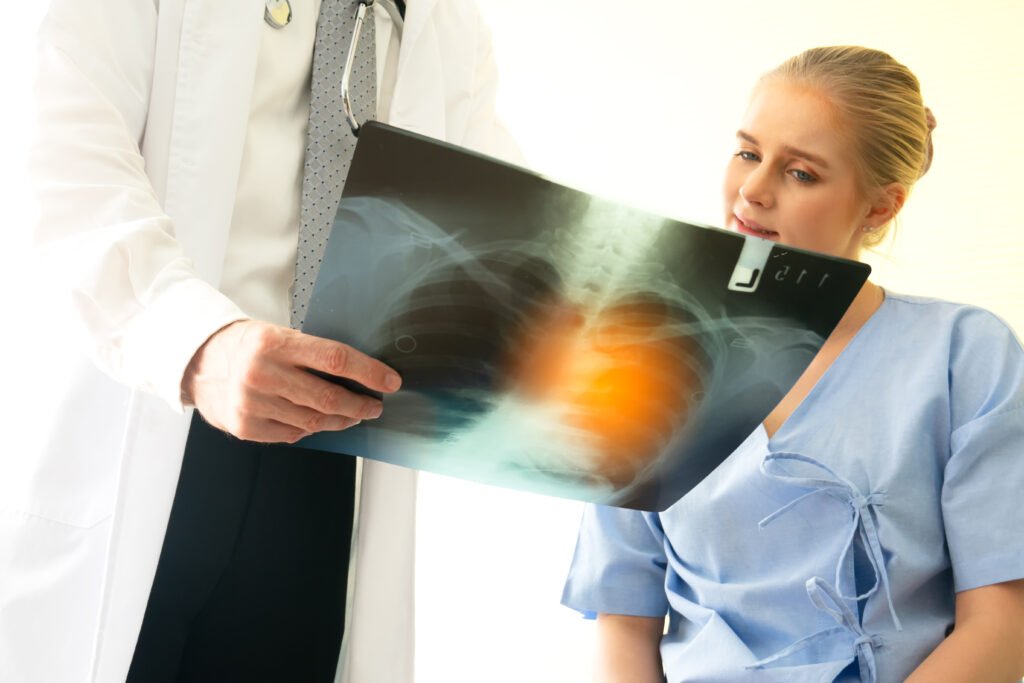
left=0, top=0, right=516, bottom=681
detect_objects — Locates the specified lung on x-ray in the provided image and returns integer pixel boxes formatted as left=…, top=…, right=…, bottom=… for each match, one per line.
left=299, top=122, right=869, bottom=511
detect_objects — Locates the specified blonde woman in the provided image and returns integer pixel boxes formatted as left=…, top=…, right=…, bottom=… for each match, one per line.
left=562, top=46, right=1024, bottom=683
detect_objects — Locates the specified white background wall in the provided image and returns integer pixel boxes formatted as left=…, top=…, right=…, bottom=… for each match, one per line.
left=2, top=2, right=1021, bottom=682
left=415, top=1, right=1024, bottom=682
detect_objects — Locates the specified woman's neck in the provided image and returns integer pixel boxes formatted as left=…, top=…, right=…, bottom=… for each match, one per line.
left=831, top=280, right=885, bottom=342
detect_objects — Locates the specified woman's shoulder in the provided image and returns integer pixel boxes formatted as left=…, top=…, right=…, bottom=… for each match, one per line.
left=881, top=291, right=1024, bottom=429
left=881, top=290, right=1022, bottom=346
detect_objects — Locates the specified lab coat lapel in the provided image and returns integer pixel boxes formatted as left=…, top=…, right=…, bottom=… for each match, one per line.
left=92, top=2, right=263, bottom=680
left=161, top=0, right=265, bottom=283
left=400, top=0, right=439, bottom=55
left=389, top=0, right=445, bottom=139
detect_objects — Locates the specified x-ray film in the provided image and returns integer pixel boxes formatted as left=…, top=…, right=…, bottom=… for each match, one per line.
left=299, top=122, right=870, bottom=511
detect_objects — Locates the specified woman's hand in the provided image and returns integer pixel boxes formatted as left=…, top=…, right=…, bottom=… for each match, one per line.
left=595, top=613, right=665, bottom=683
left=182, top=320, right=402, bottom=443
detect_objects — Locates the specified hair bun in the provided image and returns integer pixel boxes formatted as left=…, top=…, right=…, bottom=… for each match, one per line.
left=920, top=106, right=937, bottom=177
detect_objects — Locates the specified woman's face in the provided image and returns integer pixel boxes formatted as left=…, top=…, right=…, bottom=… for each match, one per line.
left=723, top=78, right=874, bottom=261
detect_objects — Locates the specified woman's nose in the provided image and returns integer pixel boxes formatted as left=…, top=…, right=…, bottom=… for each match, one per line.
left=739, top=166, right=774, bottom=208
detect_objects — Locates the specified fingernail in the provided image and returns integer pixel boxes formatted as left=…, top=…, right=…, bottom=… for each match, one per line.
left=384, top=372, right=401, bottom=391
left=366, top=402, right=383, bottom=419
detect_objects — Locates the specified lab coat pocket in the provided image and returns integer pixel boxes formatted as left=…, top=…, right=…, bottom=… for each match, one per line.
left=0, top=504, right=114, bottom=683
left=0, top=359, right=127, bottom=529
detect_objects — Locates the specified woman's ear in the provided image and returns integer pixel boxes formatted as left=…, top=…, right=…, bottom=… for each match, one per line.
left=864, top=182, right=907, bottom=230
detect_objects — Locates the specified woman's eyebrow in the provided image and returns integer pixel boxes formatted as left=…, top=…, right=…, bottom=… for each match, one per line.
left=736, top=130, right=830, bottom=169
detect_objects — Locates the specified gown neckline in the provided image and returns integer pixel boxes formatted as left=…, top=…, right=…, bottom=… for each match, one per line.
left=761, top=287, right=892, bottom=446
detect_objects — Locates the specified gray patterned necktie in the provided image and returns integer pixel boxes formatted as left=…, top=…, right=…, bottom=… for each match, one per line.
left=291, top=0, right=377, bottom=329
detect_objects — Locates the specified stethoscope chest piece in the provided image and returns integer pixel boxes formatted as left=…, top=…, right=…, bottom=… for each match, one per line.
left=265, top=0, right=292, bottom=28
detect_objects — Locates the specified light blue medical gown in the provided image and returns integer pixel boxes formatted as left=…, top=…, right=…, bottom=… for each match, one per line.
left=562, top=292, right=1024, bottom=683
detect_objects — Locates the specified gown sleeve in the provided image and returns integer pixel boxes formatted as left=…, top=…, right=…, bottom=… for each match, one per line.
left=941, top=307, right=1024, bottom=592
left=561, top=504, right=670, bottom=618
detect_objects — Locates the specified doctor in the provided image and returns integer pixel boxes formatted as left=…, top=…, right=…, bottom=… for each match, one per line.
left=2, top=0, right=517, bottom=681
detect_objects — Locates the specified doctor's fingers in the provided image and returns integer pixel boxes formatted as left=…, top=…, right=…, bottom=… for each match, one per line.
left=251, top=393, right=363, bottom=437
left=199, top=400, right=312, bottom=444
left=278, top=332, right=403, bottom=395
left=259, top=361, right=386, bottom=421
left=237, top=417, right=313, bottom=445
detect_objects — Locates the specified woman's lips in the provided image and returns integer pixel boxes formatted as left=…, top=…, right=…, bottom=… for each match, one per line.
left=733, top=214, right=780, bottom=240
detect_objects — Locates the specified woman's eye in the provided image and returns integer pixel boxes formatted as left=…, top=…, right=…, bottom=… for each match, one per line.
left=789, top=169, right=816, bottom=183
left=735, top=150, right=759, bottom=162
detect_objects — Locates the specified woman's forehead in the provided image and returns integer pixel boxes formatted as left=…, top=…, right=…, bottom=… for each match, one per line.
left=741, top=80, right=852, bottom=158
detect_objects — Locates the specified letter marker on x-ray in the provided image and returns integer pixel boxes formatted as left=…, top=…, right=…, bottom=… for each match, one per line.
left=728, top=236, right=774, bottom=293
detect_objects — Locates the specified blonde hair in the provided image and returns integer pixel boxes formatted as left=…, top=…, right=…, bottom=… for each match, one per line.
left=764, top=46, right=936, bottom=245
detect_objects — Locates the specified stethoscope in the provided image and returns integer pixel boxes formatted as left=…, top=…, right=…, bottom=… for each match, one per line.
left=264, top=0, right=405, bottom=135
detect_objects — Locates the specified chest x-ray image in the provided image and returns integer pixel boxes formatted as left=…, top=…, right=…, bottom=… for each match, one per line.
left=300, top=123, right=869, bottom=511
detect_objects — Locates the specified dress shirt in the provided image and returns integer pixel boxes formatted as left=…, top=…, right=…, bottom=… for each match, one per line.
left=221, top=0, right=400, bottom=327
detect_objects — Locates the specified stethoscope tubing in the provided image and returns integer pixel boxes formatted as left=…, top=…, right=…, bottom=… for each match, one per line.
left=343, top=0, right=404, bottom=135
left=264, top=0, right=404, bottom=136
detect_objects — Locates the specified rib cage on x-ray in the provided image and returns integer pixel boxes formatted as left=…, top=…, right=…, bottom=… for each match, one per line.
left=308, top=193, right=830, bottom=506
left=337, top=196, right=721, bottom=494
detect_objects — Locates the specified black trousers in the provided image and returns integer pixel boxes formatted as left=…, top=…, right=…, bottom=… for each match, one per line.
left=128, top=414, right=356, bottom=683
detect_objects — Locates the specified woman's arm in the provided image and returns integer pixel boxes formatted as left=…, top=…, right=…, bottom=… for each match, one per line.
left=906, top=578, right=1024, bottom=682
left=595, top=613, right=665, bottom=683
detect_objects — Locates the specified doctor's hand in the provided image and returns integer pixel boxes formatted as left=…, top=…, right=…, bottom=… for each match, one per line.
left=181, top=320, right=402, bottom=443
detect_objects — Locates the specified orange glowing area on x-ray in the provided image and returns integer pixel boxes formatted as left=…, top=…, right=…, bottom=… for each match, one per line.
left=508, top=297, right=705, bottom=487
